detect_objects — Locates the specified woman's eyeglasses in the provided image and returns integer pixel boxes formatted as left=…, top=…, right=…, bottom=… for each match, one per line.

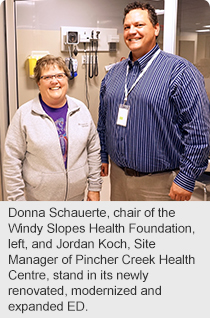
left=40, top=73, right=67, bottom=81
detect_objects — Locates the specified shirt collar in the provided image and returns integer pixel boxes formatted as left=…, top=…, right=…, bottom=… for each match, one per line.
left=128, top=43, right=160, bottom=70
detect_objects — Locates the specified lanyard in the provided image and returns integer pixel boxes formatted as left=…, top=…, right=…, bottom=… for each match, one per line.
left=124, top=49, right=160, bottom=104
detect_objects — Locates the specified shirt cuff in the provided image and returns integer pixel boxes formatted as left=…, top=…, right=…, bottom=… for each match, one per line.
left=173, top=171, right=195, bottom=192
left=88, top=182, right=102, bottom=192
left=101, top=152, right=109, bottom=164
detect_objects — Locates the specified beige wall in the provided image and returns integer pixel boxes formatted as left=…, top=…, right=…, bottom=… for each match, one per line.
left=17, top=29, right=129, bottom=124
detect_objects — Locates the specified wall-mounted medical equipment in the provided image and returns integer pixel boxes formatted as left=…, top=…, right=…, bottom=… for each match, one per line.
left=28, top=51, right=49, bottom=78
left=60, top=26, right=119, bottom=52
left=65, top=44, right=78, bottom=80
left=88, top=30, right=100, bottom=78
left=60, top=27, right=119, bottom=107
left=66, top=31, right=79, bottom=45
left=64, top=31, right=80, bottom=80
left=108, top=35, right=120, bottom=51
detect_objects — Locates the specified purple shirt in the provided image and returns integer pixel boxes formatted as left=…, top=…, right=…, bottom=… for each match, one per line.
left=40, top=94, right=68, bottom=168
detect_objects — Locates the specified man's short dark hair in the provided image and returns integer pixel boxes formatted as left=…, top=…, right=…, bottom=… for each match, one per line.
left=123, top=2, right=158, bottom=26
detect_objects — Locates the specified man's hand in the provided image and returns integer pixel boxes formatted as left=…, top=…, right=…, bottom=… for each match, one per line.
left=169, top=182, right=192, bottom=201
left=101, top=163, right=109, bottom=176
left=87, top=191, right=100, bottom=201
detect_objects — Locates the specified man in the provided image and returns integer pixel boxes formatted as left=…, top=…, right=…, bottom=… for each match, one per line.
left=97, top=2, right=210, bottom=201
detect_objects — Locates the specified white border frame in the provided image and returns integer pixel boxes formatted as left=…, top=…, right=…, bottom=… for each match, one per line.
left=163, top=0, right=178, bottom=54
left=5, top=0, right=18, bottom=121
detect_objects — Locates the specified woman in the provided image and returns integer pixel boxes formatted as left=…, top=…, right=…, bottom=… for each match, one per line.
left=3, top=55, right=102, bottom=201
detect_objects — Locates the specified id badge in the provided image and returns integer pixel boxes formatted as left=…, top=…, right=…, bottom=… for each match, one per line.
left=116, top=104, right=130, bottom=127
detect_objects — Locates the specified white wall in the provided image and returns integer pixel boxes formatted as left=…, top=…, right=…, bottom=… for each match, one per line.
left=16, top=0, right=131, bottom=31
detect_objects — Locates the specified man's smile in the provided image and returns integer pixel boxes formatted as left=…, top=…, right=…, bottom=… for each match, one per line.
left=129, top=38, right=141, bottom=42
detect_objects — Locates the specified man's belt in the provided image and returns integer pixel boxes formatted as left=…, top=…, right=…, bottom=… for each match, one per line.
left=121, top=167, right=176, bottom=177
left=122, top=167, right=150, bottom=177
